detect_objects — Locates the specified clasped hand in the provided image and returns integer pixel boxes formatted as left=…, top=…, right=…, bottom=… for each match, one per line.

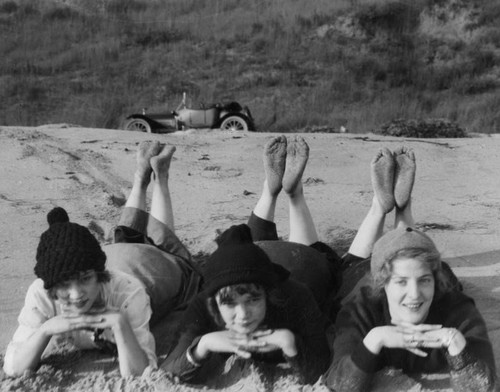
left=370, top=320, right=465, bottom=357
left=41, top=307, right=122, bottom=337
left=200, top=328, right=297, bottom=359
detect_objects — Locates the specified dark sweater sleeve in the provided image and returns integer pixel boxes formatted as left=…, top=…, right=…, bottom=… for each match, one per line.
left=277, top=280, right=332, bottom=384
left=160, top=295, right=215, bottom=381
left=324, top=288, right=383, bottom=392
left=441, top=293, right=497, bottom=392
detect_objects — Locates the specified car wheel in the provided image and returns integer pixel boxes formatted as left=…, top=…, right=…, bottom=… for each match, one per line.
left=220, top=115, right=249, bottom=131
left=125, top=118, right=152, bottom=133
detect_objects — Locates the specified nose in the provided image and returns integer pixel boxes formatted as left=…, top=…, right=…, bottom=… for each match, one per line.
left=235, top=304, right=250, bottom=320
left=406, top=280, right=421, bottom=299
left=67, top=282, right=84, bottom=300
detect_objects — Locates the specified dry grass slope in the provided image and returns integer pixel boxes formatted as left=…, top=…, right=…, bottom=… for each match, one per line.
left=0, top=0, right=499, bottom=133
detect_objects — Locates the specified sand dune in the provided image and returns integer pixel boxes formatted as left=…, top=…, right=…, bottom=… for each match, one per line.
left=1, top=125, right=499, bottom=390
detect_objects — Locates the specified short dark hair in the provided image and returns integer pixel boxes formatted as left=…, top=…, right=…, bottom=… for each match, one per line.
left=206, top=283, right=267, bottom=328
left=48, top=269, right=111, bottom=299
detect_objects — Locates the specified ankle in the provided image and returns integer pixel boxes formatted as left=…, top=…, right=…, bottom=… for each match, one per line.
left=285, top=182, right=304, bottom=199
left=370, top=197, right=387, bottom=218
left=134, top=172, right=150, bottom=189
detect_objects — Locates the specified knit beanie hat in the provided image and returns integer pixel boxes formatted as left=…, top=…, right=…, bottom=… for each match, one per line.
left=203, top=224, right=290, bottom=296
left=371, top=227, right=440, bottom=275
left=35, top=207, right=106, bottom=289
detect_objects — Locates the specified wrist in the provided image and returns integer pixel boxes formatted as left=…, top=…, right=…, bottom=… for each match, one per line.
left=193, top=337, right=210, bottom=361
left=40, top=320, right=55, bottom=338
left=446, top=329, right=466, bottom=356
left=363, top=328, right=384, bottom=355
left=110, top=313, right=126, bottom=333
left=282, top=331, right=297, bottom=357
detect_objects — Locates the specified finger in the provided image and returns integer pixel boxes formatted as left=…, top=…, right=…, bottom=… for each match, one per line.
left=393, top=321, right=442, bottom=331
left=234, top=347, right=252, bottom=359
left=87, top=307, right=107, bottom=314
left=250, top=329, right=274, bottom=338
left=406, top=347, right=428, bottom=357
left=83, top=314, right=106, bottom=322
left=418, top=340, right=444, bottom=349
left=244, top=340, right=268, bottom=348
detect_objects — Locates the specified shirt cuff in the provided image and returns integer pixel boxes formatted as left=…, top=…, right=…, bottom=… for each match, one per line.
left=445, top=345, right=475, bottom=371
left=186, top=346, right=202, bottom=367
left=351, top=341, right=382, bottom=373
left=185, top=336, right=207, bottom=368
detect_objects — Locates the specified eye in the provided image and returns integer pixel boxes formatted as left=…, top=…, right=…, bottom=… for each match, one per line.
left=250, top=296, right=263, bottom=303
left=419, top=277, right=433, bottom=284
left=394, top=279, right=406, bottom=286
left=57, top=281, right=71, bottom=289
left=80, top=274, right=93, bottom=283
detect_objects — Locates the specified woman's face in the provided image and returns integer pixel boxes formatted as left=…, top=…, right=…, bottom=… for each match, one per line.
left=216, top=287, right=267, bottom=335
left=54, top=270, right=100, bottom=315
left=384, top=257, right=435, bottom=325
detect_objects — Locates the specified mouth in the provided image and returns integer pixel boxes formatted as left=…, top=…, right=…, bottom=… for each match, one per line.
left=404, top=302, right=423, bottom=311
left=234, top=321, right=255, bottom=330
left=68, top=299, right=89, bottom=309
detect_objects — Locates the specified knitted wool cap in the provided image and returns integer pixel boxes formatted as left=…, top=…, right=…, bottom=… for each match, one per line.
left=371, top=227, right=440, bottom=275
left=203, top=224, right=290, bottom=296
left=35, top=207, right=106, bottom=289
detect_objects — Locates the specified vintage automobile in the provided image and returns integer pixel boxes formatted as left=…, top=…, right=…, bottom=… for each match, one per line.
left=124, top=93, right=255, bottom=133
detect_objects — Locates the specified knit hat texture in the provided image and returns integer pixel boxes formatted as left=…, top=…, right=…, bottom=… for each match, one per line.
left=35, top=207, right=106, bottom=289
left=203, top=224, right=290, bottom=296
left=371, top=227, right=439, bottom=275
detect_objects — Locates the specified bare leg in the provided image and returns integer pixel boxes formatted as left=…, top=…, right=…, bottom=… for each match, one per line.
left=349, top=149, right=416, bottom=258
left=371, top=148, right=395, bottom=214
left=348, top=148, right=397, bottom=258
left=253, top=136, right=287, bottom=221
left=393, top=146, right=416, bottom=210
left=125, top=141, right=162, bottom=211
left=282, top=137, right=318, bottom=245
left=150, top=145, right=176, bottom=231
left=347, top=197, right=386, bottom=259
left=394, top=198, right=415, bottom=229
left=287, top=182, right=319, bottom=245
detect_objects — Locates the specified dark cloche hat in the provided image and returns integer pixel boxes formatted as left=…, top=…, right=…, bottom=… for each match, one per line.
left=202, top=224, right=290, bottom=296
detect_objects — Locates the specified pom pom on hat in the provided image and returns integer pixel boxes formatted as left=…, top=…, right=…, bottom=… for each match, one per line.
left=35, top=207, right=106, bottom=289
left=371, top=227, right=440, bottom=275
left=47, top=206, right=69, bottom=225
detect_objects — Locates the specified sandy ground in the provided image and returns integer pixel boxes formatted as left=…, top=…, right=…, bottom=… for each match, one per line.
left=0, top=125, right=499, bottom=390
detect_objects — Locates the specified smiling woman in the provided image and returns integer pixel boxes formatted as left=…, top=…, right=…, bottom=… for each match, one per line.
left=324, top=148, right=497, bottom=392
left=2, top=141, right=202, bottom=379
left=160, top=136, right=336, bottom=385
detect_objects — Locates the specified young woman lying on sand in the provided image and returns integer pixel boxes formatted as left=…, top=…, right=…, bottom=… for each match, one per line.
left=3, top=141, right=201, bottom=377
left=161, top=136, right=342, bottom=384
left=324, top=148, right=496, bottom=392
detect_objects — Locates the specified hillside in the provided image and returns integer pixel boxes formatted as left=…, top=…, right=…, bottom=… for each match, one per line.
left=1, top=0, right=500, bottom=133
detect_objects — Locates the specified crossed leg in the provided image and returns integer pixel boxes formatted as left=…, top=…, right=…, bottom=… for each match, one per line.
left=348, top=147, right=416, bottom=259
left=252, top=135, right=318, bottom=245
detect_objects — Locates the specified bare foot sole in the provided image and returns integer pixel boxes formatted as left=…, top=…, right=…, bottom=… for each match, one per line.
left=151, top=145, right=176, bottom=181
left=394, top=146, right=416, bottom=209
left=136, top=141, right=162, bottom=181
left=263, top=135, right=287, bottom=196
left=371, top=148, right=395, bottom=213
left=282, top=136, right=309, bottom=195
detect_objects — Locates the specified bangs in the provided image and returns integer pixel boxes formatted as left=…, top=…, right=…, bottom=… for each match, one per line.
left=216, top=283, right=265, bottom=304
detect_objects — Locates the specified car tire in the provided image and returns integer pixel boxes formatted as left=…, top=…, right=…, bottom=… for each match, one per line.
left=125, top=118, right=153, bottom=133
left=219, top=114, right=249, bottom=131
